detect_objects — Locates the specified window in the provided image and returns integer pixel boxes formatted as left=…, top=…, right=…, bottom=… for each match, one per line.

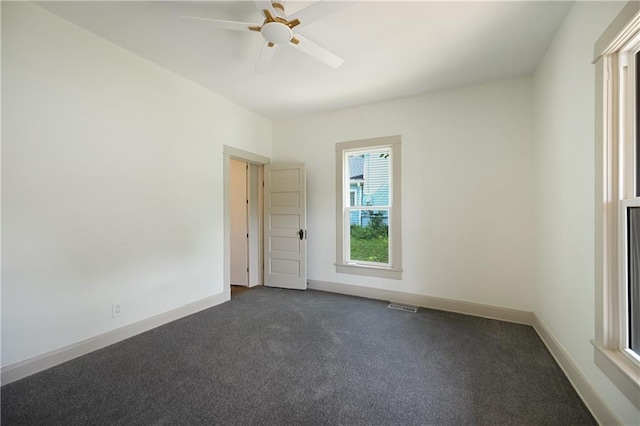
left=335, top=136, right=402, bottom=279
left=594, top=2, right=640, bottom=409
left=625, top=200, right=640, bottom=357
left=346, top=149, right=390, bottom=264
left=617, top=36, right=640, bottom=363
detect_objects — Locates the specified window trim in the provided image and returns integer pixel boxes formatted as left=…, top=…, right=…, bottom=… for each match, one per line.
left=594, top=1, right=640, bottom=409
left=335, top=135, right=402, bottom=280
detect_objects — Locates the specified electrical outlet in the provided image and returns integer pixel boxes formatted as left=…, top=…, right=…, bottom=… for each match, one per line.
left=112, top=303, right=122, bottom=318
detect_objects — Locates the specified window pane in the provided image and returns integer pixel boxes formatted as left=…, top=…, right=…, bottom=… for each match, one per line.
left=628, top=206, right=640, bottom=355
left=349, top=209, right=389, bottom=264
left=348, top=154, right=364, bottom=207
left=347, top=151, right=390, bottom=208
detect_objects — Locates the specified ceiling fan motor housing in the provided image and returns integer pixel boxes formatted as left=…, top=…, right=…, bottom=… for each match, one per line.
left=259, top=2, right=294, bottom=45
left=261, top=22, right=293, bottom=44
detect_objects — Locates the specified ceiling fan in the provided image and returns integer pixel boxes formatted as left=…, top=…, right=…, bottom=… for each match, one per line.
left=182, top=0, right=353, bottom=72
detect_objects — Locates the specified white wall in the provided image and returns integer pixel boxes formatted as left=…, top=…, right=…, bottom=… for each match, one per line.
left=533, top=1, right=639, bottom=424
left=273, top=77, right=536, bottom=311
left=1, top=2, right=271, bottom=367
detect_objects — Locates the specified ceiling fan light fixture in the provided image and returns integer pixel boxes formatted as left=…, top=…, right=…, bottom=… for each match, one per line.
left=183, top=0, right=350, bottom=70
left=260, top=22, right=293, bottom=44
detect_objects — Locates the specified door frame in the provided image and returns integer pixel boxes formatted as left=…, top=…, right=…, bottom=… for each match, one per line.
left=229, top=158, right=249, bottom=286
left=223, top=145, right=270, bottom=301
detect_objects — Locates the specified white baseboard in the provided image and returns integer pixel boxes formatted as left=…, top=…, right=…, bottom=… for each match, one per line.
left=307, top=279, right=534, bottom=324
left=308, top=279, right=621, bottom=425
left=1, top=292, right=229, bottom=385
left=532, top=316, right=622, bottom=426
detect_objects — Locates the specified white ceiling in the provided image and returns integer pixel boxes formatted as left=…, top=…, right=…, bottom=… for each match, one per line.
left=37, top=1, right=573, bottom=120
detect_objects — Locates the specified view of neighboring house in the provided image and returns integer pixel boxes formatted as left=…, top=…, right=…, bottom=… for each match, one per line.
left=348, top=152, right=390, bottom=227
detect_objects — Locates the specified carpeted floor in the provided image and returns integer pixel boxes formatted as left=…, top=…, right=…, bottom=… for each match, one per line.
left=2, top=287, right=595, bottom=425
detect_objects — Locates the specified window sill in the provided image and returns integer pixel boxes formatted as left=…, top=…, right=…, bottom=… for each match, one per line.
left=591, top=339, right=640, bottom=410
left=335, top=263, right=403, bottom=280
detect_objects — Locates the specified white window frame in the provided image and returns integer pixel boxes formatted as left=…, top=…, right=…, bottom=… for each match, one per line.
left=594, top=1, right=640, bottom=410
left=335, top=136, right=402, bottom=280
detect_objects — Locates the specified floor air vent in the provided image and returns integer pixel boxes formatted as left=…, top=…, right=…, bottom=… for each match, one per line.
left=387, top=303, right=418, bottom=313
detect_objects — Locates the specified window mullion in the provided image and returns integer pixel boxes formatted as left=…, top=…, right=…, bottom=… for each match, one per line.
left=349, top=206, right=391, bottom=211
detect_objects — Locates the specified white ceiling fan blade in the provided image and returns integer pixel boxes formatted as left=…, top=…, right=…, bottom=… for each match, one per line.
left=256, top=41, right=278, bottom=73
left=253, top=0, right=277, bottom=19
left=290, top=34, right=343, bottom=68
left=181, top=16, right=259, bottom=32
left=288, top=1, right=356, bottom=28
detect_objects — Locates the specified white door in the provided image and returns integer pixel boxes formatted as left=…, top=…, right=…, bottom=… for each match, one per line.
left=264, top=163, right=307, bottom=290
left=230, top=159, right=249, bottom=286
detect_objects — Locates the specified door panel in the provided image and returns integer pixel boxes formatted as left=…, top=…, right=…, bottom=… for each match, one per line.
left=264, top=163, right=307, bottom=290
left=270, top=214, right=300, bottom=229
left=271, top=192, right=300, bottom=207
left=270, top=236, right=299, bottom=252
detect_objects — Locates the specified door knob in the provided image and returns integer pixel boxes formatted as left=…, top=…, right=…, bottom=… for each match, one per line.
left=299, top=229, right=304, bottom=240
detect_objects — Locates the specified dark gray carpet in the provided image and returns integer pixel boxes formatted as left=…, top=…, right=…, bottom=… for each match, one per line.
left=2, top=287, right=595, bottom=425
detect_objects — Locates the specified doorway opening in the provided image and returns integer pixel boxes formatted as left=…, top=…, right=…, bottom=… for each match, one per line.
left=223, top=146, right=270, bottom=301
